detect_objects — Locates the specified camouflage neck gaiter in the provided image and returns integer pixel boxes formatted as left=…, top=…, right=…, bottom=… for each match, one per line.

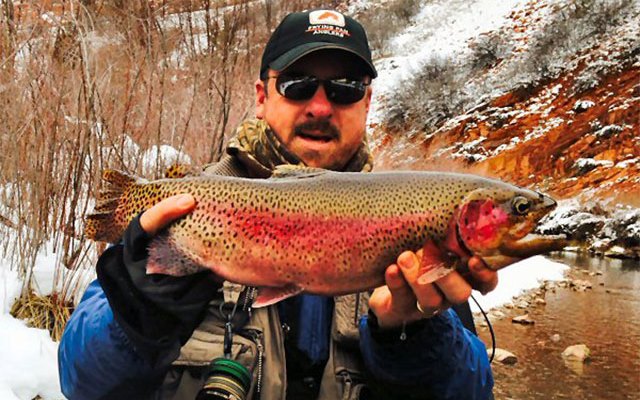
left=227, top=119, right=373, bottom=177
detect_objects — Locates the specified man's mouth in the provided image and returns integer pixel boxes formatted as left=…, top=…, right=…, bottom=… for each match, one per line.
left=297, top=131, right=334, bottom=143
left=294, top=121, right=340, bottom=144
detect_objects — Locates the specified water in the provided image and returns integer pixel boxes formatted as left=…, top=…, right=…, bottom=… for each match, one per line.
left=477, top=252, right=640, bottom=400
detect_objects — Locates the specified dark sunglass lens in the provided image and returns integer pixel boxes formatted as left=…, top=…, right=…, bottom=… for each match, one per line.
left=276, top=76, right=319, bottom=101
left=325, top=79, right=366, bottom=104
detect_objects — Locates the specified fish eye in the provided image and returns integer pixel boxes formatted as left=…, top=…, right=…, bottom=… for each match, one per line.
left=511, top=196, right=531, bottom=215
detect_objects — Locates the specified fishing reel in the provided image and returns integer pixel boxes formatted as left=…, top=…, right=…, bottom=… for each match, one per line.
left=197, top=300, right=253, bottom=400
left=196, top=358, right=252, bottom=400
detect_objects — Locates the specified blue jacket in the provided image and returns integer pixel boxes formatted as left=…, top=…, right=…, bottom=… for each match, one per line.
left=59, top=279, right=493, bottom=399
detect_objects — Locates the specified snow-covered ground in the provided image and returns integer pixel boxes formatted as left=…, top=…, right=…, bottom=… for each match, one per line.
left=0, top=249, right=64, bottom=400
left=470, top=255, right=569, bottom=312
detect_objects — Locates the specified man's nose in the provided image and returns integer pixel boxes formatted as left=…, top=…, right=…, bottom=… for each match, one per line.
left=305, top=85, right=333, bottom=119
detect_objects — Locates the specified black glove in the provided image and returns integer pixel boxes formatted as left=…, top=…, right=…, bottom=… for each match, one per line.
left=97, top=215, right=221, bottom=364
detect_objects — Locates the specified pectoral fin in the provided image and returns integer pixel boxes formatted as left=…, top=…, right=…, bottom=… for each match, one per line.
left=416, top=239, right=459, bottom=285
left=253, top=285, right=304, bottom=308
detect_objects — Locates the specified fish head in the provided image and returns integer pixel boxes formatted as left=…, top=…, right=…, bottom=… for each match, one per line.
left=455, top=185, right=563, bottom=269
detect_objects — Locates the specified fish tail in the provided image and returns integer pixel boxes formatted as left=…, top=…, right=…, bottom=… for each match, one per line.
left=84, top=169, right=138, bottom=243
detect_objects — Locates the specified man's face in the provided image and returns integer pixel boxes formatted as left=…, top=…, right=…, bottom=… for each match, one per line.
left=255, top=50, right=372, bottom=171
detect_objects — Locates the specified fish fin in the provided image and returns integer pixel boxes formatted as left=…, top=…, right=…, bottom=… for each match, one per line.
left=417, top=262, right=456, bottom=285
left=164, top=164, right=202, bottom=179
left=271, top=165, right=328, bottom=179
left=84, top=170, right=141, bottom=243
left=102, top=169, right=142, bottom=189
left=252, top=285, right=303, bottom=308
left=147, top=233, right=208, bottom=276
left=416, top=240, right=457, bottom=284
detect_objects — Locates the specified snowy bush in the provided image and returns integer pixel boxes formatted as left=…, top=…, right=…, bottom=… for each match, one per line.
left=356, top=0, right=423, bottom=57
left=572, top=100, right=595, bottom=113
left=573, top=158, right=614, bottom=175
left=593, top=124, right=623, bottom=139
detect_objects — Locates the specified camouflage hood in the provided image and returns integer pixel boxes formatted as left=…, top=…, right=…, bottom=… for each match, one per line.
left=226, top=119, right=373, bottom=177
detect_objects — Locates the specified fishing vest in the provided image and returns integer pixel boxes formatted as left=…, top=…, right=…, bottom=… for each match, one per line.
left=154, top=155, right=371, bottom=400
left=156, top=120, right=374, bottom=399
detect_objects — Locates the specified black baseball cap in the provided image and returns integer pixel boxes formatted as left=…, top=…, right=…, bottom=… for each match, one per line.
left=260, top=10, right=377, bottom=79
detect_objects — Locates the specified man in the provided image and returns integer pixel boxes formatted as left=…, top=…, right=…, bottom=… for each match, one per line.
left=59, top=9, right=495, bottom=400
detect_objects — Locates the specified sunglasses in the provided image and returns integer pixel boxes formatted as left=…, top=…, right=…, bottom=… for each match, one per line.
left=271, top=75, right=370, bottom=105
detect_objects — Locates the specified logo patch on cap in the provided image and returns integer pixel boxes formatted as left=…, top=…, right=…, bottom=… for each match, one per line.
left=309, top=10, right=345, bottom=27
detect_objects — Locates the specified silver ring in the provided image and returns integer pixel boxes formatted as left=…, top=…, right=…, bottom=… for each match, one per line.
left=416, top=301, right=440, bottom=317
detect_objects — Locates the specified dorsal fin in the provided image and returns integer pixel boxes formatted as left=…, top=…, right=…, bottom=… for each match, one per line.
left=271, top=165, right=328, bottom=179
left=164, top=164, right=202, bottom=179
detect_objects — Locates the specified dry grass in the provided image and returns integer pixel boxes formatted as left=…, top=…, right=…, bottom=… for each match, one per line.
left=10, top=290, right=74, bottom=341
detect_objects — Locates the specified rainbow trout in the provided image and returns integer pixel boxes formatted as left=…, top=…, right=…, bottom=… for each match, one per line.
left=86, top=167, right=565, bottom=307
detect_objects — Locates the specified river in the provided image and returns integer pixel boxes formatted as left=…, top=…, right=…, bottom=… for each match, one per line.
left=477, top=252, right=640, bottom=400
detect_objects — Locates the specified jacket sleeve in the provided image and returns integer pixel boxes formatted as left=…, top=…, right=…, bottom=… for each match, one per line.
left=58, top=280, right=168, bottom=400
left=359, top=309, right=494, bottom=400
left=58, top=215, right=221, bottom=399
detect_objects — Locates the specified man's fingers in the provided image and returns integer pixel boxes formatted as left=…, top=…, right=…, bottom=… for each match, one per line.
left=397, top=251, right=445, bottom=314
left=468, top=256, right=499, bottom=294
left=433, top=272, right=472, bottom=305
left=384, top=264, right=416, bottom=309
left=139, top=194, right=196, bottom=236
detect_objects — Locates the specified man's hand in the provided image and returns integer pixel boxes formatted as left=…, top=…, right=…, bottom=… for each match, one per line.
left=139, top=194, right=196, bottom=236
left=140, top=194, right=196, bottom=236
left=369, top=240, right=498, bottom=329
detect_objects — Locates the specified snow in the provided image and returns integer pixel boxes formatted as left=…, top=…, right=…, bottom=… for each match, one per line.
left=369, top=0, right=526, bottom=126
left=0, top=258, right=63, bottom=400
left=142, top=144, right=193, bottom=177
left=0, top=315, right=62, bottom=400
left=471, top=255, right=569, bottom=312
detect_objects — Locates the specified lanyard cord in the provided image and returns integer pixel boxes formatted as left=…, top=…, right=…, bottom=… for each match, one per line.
left=470, top=293, right=496, bottom=363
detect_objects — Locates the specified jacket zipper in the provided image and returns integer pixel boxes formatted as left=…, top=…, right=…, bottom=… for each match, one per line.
left=246, top=330, right=264, bottom=395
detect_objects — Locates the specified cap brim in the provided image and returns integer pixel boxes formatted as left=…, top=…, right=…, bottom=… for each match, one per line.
left=269, top=42, right=377, bottom=78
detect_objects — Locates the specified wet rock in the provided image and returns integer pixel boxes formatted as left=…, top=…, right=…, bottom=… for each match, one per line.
left=492, top=348, right=518, bottom=365
left=569, top=279, right=593, bottom=291
left=605, top=245, right=637, bottom=259
left=551, top=333, right=561, bottom=342
left=512, top=314, right=535, bottom=325
left=535, top=297, right=547, bottom=305
left=562, top=344, right=591, bottom=362
left=489, top=310, right=506, bottom=320
left=539, top=206, right=605, bottom=240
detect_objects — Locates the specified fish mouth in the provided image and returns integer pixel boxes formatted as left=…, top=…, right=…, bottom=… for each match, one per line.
left=455, top=224, right=567, bottom=271
left=476, top=234, right=567, bottom=271
left=499, top=233, right=568, bottom=258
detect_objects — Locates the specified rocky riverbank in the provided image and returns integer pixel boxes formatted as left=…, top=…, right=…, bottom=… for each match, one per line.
left=474, top=252, right=640, bottom=399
